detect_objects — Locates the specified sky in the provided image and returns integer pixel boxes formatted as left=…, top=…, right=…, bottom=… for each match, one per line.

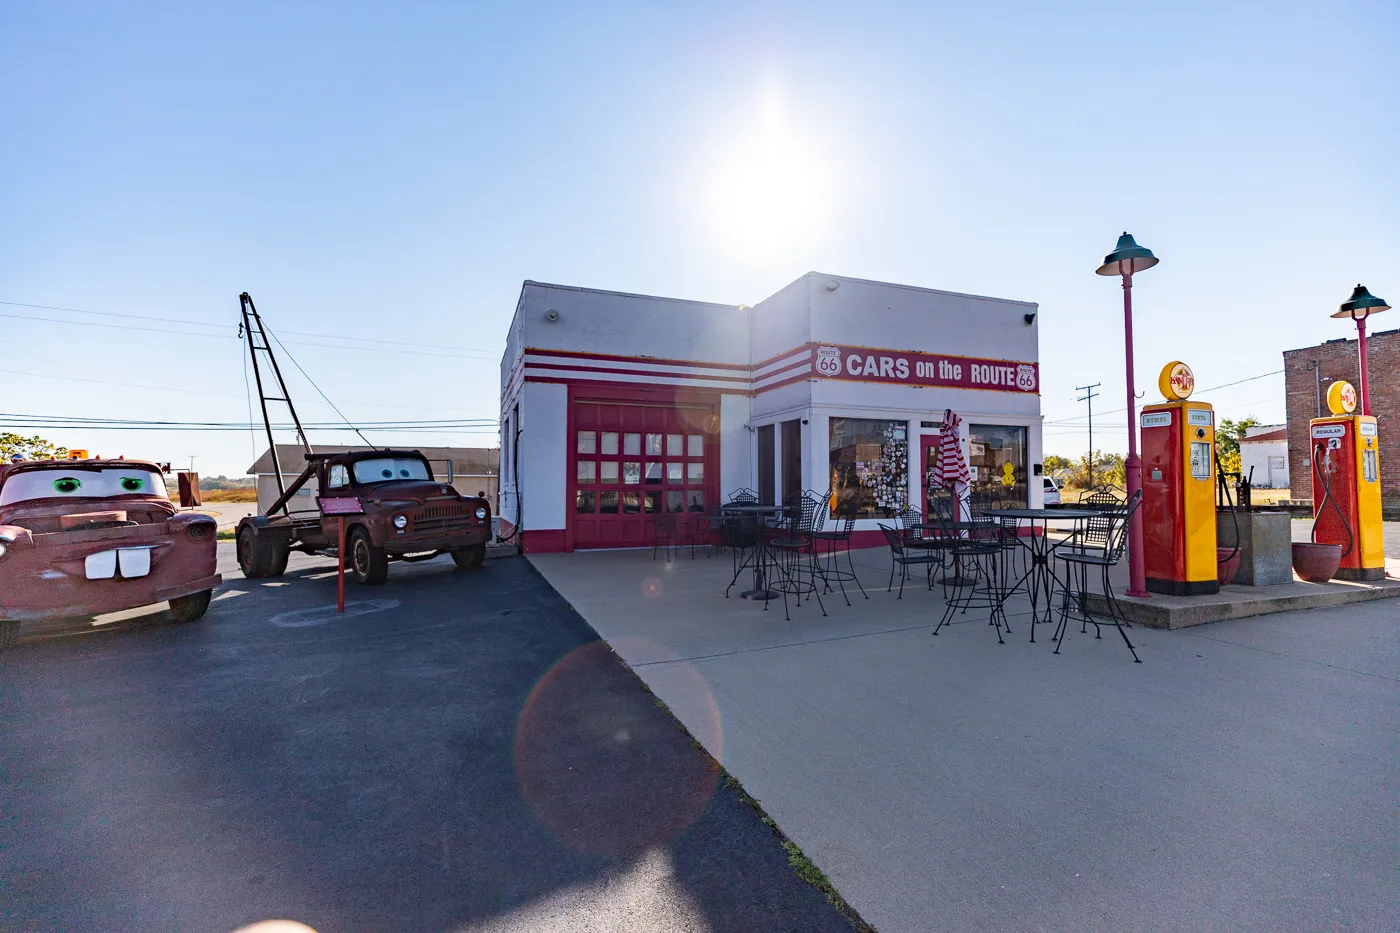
left=2, top=0, right=1397, bottom=477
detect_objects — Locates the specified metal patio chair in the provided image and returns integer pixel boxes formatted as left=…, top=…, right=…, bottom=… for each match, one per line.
left=878, top=523, right=946, bottom=599
left=1052, top=491, right=1143, bottom=662
left=765, top=493, right=827, bottom=620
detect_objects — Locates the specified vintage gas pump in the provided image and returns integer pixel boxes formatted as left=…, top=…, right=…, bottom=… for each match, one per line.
left=1309, top=380, right=1384, bottom=581
left=1140, top=362, right=1219, bottom=595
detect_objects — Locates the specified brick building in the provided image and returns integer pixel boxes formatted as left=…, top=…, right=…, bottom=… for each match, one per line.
left=1282, top=328, right=1399, bottom=514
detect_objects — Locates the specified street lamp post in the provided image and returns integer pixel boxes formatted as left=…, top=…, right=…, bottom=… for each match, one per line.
left=1096, top=232, right=1158, bottom=599
left=1331, top=285, right=1391, bottom=416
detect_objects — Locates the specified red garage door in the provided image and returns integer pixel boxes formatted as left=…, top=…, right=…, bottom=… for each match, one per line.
left=571, top=399, right=719, bottom=549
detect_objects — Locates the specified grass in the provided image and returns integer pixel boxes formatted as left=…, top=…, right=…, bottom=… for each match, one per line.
left=216, top=529, right=238, bottom=541
left=199, top=488, right=258, bottom=503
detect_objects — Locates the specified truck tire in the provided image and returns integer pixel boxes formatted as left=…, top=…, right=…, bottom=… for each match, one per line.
left=349, top=526, right=389, bottom=586
left=0, top=620, right=19, bottom=650
left=452, top=543, right=486, bottom=570
left=169, top=590, right=212, bottom=623
left=237, top=526, right=288, bottom=578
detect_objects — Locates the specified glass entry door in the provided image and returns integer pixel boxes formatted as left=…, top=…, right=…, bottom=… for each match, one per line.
left=968, top=424, right=1028, bottom=507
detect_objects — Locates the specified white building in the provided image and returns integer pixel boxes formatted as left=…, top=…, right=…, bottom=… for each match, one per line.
left=498, top=272, right=1043, bottom=552
left=1239, top=425, right=1290, bottom=489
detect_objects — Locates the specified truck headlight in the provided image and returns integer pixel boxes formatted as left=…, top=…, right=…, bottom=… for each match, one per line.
left=0, top=542, right=7, bottom=560
left=475, top=507, right=487, bottom=520
left=393, top=515, right=408, bottom=529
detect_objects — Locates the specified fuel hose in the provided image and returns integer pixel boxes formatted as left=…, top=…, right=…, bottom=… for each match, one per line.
left=1311, top=442, right=1354, bottom=558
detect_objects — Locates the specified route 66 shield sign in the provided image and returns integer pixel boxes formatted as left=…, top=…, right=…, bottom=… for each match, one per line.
left=815, top=346, right=843, bottom=377
left=1015, top=364, right=1037, bottom=392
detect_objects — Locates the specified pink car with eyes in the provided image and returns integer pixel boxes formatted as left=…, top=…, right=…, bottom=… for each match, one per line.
left=0, top=458, right=220, bottom=647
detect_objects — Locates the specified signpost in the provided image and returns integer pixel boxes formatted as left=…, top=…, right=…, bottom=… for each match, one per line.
left=318, top=496, right=364, bottom=612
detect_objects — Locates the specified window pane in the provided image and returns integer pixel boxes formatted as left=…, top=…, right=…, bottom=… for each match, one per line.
left=601, top=432, right=619, bottom=455
left=622, top=491, right=641, bottom=514
left=623, top=433, right=641, bottom=456
left=645, top=462, right=662, bottom=484
left=687, top=434, right=703, bottom=457
left=666, top=434, right=683, bottom=456
left=828, top=418, right=909, bottom=519
left=622, top=462, right=641, bottom=485
left=646, top=433, right=663, bottom=456
left=667, top=462, right=683, bottom=483
left=599, top=491, right=619, bottom=514
left=685, top=490, right=705, bottom=513
left=577, top=431, right=596, bottom=455
left=644, top=491, right=662, bottom=513
left=575, top=490, right=596, bottom=513
left=576, top=461, right=597, bottom=483
left=687, top=462, right=704, bottom=483
left=666, top=491, right=685, bottom=513
left=600, top=462, right=619, bottom=484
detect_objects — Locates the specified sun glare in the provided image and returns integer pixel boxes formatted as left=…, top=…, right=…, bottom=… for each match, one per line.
left=694, top=83, right=843, bottom=261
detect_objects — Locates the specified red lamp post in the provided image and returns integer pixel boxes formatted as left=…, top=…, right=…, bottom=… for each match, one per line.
left=1096, top=232, right=1158, bottom=599
left=1331, top=285, right=1391, bottom=416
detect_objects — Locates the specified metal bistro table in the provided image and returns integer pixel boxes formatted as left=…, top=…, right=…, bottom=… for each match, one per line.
left=982, top=508, right=1102, bottom=642
left=721, top=502, right=788, bottom=601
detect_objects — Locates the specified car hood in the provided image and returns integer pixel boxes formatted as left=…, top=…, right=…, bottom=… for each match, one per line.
left=357, top=481, right=467, bottom=507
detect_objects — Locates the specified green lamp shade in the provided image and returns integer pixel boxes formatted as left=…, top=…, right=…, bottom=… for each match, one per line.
left=1095, top=232, right=1159, bottom=276
left=1331, top=284, right=1391, bottom=319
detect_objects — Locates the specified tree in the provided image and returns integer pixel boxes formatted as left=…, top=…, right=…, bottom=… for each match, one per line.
left=1043, top=454, right=1074, bottom=474
left=1216, top=417, right=1259, bottom=476
left=0, top=433, right=69, bottom=461
left=1065, top=450, right=1125, bottom=489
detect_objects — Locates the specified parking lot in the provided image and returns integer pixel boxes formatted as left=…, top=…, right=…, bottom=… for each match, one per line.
left=0, top=547, right=858, bottom=933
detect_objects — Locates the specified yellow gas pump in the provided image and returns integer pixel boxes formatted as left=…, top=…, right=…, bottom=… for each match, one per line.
left=1140, top=362, right=1219, bottom=595
left=1309, top=380, right=1384, bottom=581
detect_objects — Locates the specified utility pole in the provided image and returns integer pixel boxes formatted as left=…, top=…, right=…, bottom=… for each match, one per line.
left=1075, top=383, right=1101, bottom=489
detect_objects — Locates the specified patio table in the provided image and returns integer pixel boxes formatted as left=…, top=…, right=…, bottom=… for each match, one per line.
left=720, top=503, right=788, bottom=601
left=982, top=508, right=1102, bottom=643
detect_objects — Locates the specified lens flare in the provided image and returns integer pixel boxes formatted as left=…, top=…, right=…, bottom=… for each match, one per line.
left=514, top=642, right=723, bottom=857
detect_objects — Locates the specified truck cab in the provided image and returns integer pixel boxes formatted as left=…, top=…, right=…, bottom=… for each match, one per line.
left=236, top=449, right=492, bottom=584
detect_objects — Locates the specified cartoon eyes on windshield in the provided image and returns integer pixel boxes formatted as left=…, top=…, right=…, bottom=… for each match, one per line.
left=399, top=469, right=410, bottom=477
left=381, top=469, right=393, bottom=478
left=53, top=477, right=82, bottom=494
left=120, top=477, right=145, bottom=491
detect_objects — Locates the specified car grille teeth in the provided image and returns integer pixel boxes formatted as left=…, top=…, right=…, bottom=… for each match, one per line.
left=410, top=504, right=474, bottom=535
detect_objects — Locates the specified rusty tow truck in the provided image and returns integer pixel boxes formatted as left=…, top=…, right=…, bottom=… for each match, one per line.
left=0, top=457, right=220, bottom=646
left=234, top=292, right=492, bottom=585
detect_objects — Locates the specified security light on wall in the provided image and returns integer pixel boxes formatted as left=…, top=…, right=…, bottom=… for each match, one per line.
left=1024, top=313, right=1036, bottom=326
left=825, top=280, right=840, bottom=291
left=545, top=309, right=560, bottom=322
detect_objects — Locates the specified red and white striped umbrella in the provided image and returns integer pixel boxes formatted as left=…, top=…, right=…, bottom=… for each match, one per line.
left=931, top=410, right=970, bottom=487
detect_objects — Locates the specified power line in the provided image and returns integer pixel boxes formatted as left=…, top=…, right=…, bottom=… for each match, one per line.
left=1044, top=369, right=1284, bottom=425
left=1074, top=382, right=1101, bottom=487
left=0, top=298, right=499, bottom=357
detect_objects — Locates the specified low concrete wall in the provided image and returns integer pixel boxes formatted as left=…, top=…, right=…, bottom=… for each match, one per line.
left=1218, top=510, right=1293, bottom=586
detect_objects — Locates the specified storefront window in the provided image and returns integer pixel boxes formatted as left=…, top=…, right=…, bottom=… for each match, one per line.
left=829, top=418, right=908, bottom=518
left=968, top=424, right=1028, bottom=507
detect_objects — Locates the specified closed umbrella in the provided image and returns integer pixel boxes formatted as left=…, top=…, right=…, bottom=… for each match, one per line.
left=931, top=410, right=970, bottom=520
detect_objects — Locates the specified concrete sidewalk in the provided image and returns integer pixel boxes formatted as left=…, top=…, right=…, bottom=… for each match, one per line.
left=531, top=544, right=1400, bottom=932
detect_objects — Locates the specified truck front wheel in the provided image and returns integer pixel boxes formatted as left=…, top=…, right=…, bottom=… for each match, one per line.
left=169, top=590, right=212, bottom=622
left=452, top=543, right=486, bottom=570
left=349, top=527, right=389, bottom=585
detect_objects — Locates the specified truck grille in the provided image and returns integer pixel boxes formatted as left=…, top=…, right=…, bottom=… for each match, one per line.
left=412, top=503, right=474, bottom=536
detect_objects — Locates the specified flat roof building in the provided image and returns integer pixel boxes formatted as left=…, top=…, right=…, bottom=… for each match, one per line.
left=499, top=272, right=1043, bottom=553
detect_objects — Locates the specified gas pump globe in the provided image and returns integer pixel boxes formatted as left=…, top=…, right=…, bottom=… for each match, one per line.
left=1309, top=379, right=1384, bottom=581
left=1139, top=362, right=1220, bottom=595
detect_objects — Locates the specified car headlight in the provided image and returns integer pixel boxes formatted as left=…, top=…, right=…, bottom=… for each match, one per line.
left=393, top=515, right=408, bottom=529
left=0, top=542, right=7, bottom=560
left=475, top=507, right=487, bottom=520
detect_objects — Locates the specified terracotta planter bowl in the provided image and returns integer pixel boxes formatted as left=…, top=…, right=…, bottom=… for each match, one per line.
left=1217, top=547, right=1241, bottom=586
left=1292, top=542, right=1342, bottom=583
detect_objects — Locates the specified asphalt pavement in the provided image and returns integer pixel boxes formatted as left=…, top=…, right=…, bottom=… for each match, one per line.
left=0, top=548, right=857, bottom=933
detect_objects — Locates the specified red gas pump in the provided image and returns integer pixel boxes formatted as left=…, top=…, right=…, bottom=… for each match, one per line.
left=1310, top=381, right=1384, bottom=581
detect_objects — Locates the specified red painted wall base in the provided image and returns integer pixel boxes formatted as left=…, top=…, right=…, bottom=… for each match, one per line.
left=523, top=529, right=568, bottom=554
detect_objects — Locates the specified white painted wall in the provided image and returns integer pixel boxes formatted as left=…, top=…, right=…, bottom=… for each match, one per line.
left=507, top=381, right=568, bottom=533
left=719, top=393, right=752, bottom=497
left=514, top=281, right=750, bottom=365
left=750, top=275, right=811, bottom=365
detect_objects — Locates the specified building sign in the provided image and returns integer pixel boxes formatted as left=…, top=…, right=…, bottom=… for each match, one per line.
left=810, top=344, right=1038, bottom=394
left=1142, top=411, right=1173, bottom=428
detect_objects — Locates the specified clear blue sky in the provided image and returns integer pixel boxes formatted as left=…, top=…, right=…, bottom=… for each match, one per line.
left=2, top=1, right=1396, bottom=477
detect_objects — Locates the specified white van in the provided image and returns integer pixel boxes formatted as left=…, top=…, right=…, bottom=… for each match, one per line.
left=1042, top=476, right=1063, bottom=506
